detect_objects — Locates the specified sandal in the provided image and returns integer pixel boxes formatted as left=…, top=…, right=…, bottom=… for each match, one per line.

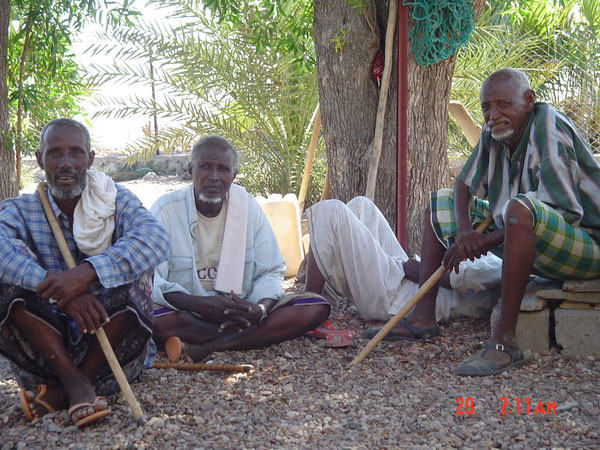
left=164, top=336, right=183, bottom=363
left=68, top=396, right=111, bottom=427
left=455, top=343, right=525, bottom=377
left=325, top=330, right=354, bottom=348
left=20, top=384, right=56, bottom=421
left=306, top=320, right=334, bottom=339
left=364, top=319, right=440, bottom=341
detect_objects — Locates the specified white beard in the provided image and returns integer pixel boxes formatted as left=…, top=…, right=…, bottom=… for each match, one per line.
left=197, top=192, right=223, bottom=204
left=48, top=176, right=86, bottom=199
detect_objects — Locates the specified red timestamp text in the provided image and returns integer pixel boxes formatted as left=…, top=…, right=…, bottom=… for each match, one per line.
left=499, top=397, right=556, bottom=415
left=455, top=397, right=557, bottom=415
left=455, top=397, right=474, bottom=415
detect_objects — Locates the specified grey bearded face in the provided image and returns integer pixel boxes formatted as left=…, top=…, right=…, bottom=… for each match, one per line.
left=197, top=192, right=223, bottom=204
left=47, top=171, right=87, bottom=199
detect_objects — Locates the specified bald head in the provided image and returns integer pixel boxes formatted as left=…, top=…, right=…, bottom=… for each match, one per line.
left=481, top=68, right=531, bottom=99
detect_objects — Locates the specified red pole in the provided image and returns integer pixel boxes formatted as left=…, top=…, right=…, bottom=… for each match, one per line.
left=396, top=3, right=408, bottom=247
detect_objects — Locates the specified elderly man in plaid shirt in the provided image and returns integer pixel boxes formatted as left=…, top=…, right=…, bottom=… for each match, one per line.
left=0, top=119, right=169, bottom=426
left=372, top=68, right=600, bottom=376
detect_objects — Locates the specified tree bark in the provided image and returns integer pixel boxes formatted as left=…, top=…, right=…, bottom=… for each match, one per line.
left=0, top=0, right=17, bottom=201
left=313, top=0, right=398, bottom=228
left=314, top=0, right=484, bottom=255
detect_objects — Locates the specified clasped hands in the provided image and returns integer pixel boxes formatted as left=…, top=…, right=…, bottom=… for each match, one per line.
left=201, top=292, right=266, bottom=333
left=37, top=263, right=108, bottom=334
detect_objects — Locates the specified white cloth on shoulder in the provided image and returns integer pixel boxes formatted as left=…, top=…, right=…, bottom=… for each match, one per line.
left=214, top=183, right=248, bottom=295
left=73, top=170, right=117, bottom=256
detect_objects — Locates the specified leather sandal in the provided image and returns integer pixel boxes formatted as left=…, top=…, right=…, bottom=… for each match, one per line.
left=455, top=343, right=525, bottom=377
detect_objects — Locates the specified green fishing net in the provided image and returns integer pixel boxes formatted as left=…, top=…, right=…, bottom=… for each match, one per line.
left=403, top=0, right=475, bottom=66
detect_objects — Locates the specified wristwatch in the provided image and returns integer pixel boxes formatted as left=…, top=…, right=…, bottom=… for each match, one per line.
left=257, top=303, right=268, bottom=325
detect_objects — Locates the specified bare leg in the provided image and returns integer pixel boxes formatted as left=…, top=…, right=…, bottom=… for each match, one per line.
left=153, top=312, right=220, bottom=348
left=391, top=206, right=444, bottom=335
left=304, top=247, right=326, bottom=295
left=10, top=303, right=99, bottom=420
left=484, top=200, right=534, bottom=366
left=186, top=304, right=330, bottom=361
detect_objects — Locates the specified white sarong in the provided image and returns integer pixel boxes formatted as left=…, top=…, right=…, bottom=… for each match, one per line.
left=306, top=197, right=501, bottom=322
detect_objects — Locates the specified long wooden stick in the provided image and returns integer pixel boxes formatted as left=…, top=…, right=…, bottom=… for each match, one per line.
left=365, top=0, right=397, bottom=200
left=152, top=362, right=254, bottom=373
left=350, top=214, right=494, bottom=365
left=36, top=183, right=145, bottom=422
left=298, top=106, right=321, bottom=211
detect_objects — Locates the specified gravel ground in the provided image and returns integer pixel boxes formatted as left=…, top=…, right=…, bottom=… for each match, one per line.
left=3, top=177, right=599, bottom=449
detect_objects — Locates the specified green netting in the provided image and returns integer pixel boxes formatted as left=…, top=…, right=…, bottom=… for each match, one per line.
left=403, top=0, right=475, bottom=67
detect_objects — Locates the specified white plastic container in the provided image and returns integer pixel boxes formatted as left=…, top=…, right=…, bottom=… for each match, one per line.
left=256, top=193, right=304, bottom=277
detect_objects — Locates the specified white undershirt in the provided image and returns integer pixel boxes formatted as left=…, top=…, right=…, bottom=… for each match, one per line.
left=194, top=198, right=227, bottom=291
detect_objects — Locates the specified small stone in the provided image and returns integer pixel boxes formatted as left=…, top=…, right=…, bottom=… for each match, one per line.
left=145, top=417, right=165, bottom=428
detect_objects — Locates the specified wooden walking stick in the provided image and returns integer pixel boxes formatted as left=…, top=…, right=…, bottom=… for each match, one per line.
left=350, top=214, right=494, bottom=365
left=36, top=183, right=145, bottom=423
left=152, top=362, right=254, bottom=373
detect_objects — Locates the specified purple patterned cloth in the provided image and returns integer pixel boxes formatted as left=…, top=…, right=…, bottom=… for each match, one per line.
left=0, top=271, right=154, bottom=395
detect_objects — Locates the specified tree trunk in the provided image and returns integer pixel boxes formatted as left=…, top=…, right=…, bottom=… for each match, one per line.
left=314, top=0, right=484, bottom=255
left=0, top=0, right=17, bottom=201
left=313, top=0, right=398, bottom=228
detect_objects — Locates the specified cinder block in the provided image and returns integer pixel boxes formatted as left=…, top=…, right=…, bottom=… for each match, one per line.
left=491, top=301, right=550, bottom=353
left=555, top=309, right=600, bottom=356
left=516, top=309, right=550, bottom=353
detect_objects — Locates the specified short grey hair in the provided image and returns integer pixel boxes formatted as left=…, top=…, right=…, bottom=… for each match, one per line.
left=39, top=118, right=91, bottom=154
left=191, top=135, right=239, bottom=172
left=482, top=68, right=531, bottom=96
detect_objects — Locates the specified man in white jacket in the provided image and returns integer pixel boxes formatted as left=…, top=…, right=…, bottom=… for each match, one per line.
left=151, top=136, right=329, bottom=361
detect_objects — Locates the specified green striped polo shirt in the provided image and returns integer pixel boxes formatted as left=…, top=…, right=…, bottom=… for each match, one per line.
left=458, top=102, right=600, bottom=242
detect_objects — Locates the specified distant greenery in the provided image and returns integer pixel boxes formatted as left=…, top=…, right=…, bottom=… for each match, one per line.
left=86, top=0, right=325, bottom=205
left=450, top=0, right=600, bottom=159
left=8, top=0, right=140, bottom=183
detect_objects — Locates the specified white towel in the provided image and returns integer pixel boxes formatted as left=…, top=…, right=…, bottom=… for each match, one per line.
left=73, top=170, right=117, bottom=256
left=214, top=184, right=248, bottom=295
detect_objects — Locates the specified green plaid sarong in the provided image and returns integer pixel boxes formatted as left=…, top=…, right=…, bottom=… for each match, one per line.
left=430, top=188, right=600, bottom=280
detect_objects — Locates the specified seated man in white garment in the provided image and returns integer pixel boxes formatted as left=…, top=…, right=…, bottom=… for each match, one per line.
left=151, top=135, right=330, bottom=361
left=303, top=196, right=501, bottom=338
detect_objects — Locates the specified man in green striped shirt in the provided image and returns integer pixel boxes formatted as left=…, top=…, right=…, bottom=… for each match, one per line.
left=387, top=68, right=600, bottom=376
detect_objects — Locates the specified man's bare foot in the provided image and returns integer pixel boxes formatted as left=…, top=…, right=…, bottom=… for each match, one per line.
left=63, top=372, right=108, bottom=424
left=22, top=385, right=67, bottom=419
left=186, top=343, right=212, bottom=362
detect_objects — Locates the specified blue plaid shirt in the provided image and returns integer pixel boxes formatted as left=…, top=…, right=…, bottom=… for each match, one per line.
left=0, top=184, right=169, bottom=293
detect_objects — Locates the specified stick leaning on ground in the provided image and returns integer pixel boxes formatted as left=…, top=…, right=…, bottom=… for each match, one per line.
left=350, top=214, right=494, bottom=366
left=36, top=182, right=145, bottom=423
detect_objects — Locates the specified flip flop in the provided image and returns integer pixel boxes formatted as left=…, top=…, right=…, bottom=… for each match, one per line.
left=325, top=330, right=354, bottom=348
left=20, top=384, right=56, bottom=421
left=455, top=343, right=525, bottom=377
left=363, top=319, right=440, bottom=341
left=164, top=336, right=182, bottom=363
left=306, top=320, right=334, bottom=339
left=68, top=397, right=111, bottom=427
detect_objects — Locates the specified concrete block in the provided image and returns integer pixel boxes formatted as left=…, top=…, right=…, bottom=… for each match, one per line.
left=516, top=309, right=550, bottom=354
left=555, top=309, right=600, bottom=356
left=490, top=301, right=550, bottom=353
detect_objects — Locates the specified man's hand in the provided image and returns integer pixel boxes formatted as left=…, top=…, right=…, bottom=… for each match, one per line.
left=37, top=262, right=97, bottom=305
left=443, top=229, right=487, bottom=274
left=402, top=259, right=420, bottom=283
left=60, top=292, right=109, bottom=334
left=219, top=293, right=265, bottom=332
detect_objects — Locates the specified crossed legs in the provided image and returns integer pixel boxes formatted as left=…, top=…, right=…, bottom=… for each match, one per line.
left=153, top=303, right=330, bottom=362
left=11, top=302, right=136, bottom=421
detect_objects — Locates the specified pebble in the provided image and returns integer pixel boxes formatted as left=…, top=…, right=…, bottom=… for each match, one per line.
left=0, top=276, right=597, bottom=448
